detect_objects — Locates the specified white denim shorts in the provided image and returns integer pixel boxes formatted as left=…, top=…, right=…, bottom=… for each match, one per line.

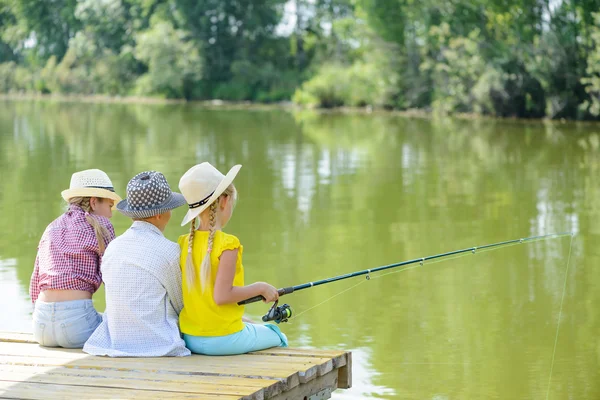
left=33, top=299, right=101, bottom=348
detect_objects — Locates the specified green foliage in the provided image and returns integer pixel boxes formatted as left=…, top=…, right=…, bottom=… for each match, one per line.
left=582, top=13, right=600, bottom=116
left=7, top=0, right=81, bottom=61
left=294, top=13, right=400, bottom=109
left=293, top=64, right=345, bottom=108
left=174, top=0, right=287, bottom=90
left=0, top=0, right=598, bottom=118
left=421, top=26, right=486, bottom=114
left=34, top=31, right=136, bottom=95
left=0, top=62, right=18, bottom=91
left=133, top=19, right=201, bottom=99
left=293, top=60, right=396, bottom=108
left=214, top=60, right=298, bottom=102
left=74, top=0, right=130, bottom=52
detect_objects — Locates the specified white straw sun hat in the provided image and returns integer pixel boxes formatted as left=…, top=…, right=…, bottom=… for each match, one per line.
left=179, top=163, right=242, bottom=226
left=61, top=169, right=122, bottom=208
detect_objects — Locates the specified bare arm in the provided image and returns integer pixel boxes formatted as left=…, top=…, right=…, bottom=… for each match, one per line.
left=213, top=249, right=278, bottom=305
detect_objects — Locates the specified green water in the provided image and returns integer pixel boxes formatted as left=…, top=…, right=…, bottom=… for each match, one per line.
left=0, top=100, right=597, bottom=399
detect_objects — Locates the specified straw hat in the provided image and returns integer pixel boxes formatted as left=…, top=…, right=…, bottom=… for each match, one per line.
left=61, top=169, right=122, bottom=208
left=179, top=163, right=242, bottom=226
left=116, top=171, right=187, bottom=219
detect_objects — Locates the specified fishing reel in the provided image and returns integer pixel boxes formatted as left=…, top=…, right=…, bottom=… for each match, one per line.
left=262, top=300, right=292, bottom=324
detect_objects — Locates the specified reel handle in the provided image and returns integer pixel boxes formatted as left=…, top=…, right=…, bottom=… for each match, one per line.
left=237, top=287, right=294, bottom=305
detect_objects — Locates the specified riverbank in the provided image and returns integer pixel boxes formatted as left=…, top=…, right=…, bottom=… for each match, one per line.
left=1, top=93, right=598, bottom=125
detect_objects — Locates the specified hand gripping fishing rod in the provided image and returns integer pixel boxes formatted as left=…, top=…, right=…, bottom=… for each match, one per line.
left=238, top=232, right=572, bottom=323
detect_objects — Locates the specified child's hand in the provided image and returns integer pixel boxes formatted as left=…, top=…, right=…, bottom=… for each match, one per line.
left=259, top=283, right=279, bottom=303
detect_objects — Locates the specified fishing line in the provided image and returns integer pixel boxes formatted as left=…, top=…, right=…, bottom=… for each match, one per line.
left=290, top=279, right=368, bottom=321
left=290, top=263, right=425, bottom=321
left=286, top=231, right=576, bottom=398
left=290, top=235, right=567, bottom=321
left=241, top=232, right=573, bottom=325
left=290, top=264, right=424, bottom=321
left=545, top=233, right=574, bottom=400
left=369, top=239, right=530, bottom=281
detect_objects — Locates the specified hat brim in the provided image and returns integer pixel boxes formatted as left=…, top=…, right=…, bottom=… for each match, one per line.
left=61, top=188, right=122, bottom=209
left=117, top=192, right=187, bottom=219
left=180, top=164, right=242, bottom=226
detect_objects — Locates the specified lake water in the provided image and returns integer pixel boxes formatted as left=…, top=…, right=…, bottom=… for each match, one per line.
left=0, top=100, right=597, bottom=399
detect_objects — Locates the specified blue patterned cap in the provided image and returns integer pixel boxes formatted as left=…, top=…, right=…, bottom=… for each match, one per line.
left=116, top=171, right=186, bottom=218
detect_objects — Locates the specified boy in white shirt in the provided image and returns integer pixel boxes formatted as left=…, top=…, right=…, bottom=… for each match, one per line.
left=84, top=171, right=191, bottom=357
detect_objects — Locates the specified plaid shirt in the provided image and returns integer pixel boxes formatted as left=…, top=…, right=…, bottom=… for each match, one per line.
left=29, top=204, right=116, bottom=303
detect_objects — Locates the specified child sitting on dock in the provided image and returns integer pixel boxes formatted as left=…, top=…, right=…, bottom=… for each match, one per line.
left=83, top=171, right=190, bottom=357
left=30, top=169, right=121, bottom=348
left=177, top=162, right=288, bottom=355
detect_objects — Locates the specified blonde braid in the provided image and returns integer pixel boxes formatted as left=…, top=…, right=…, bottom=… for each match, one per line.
left=200, top=201, right=218, bottom=292
left=69, top=197, right=111, bottom=254
left=185, top=217, right=197, bottom=289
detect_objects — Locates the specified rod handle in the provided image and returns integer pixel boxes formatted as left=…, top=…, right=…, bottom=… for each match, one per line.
left=237, top=287, right=294, bottom=305
left=238, top=295, right=263, bottom=305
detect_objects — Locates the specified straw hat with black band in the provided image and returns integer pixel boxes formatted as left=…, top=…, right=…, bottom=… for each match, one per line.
left=179, top=163, right=242, bottom=226
left=61, top=169, right=122, bottom=209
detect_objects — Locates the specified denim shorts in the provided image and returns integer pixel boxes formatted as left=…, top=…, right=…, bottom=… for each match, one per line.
left=183, top=323, right=288, bottom=356
left=32, top=299, right=101, bottom=348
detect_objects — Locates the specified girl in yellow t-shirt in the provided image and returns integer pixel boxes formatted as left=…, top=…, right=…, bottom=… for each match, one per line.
left=177, top=162, right=288, bottom=355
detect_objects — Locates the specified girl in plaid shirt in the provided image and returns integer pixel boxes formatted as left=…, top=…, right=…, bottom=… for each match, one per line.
left=29, top=169, right=121, bottom=348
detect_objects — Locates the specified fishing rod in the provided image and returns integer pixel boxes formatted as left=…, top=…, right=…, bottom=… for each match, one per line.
left=238, top=232, right=573, bottom=323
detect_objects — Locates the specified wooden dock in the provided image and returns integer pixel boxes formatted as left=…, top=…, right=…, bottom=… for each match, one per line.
left=0, top=332, right=351, bottom=399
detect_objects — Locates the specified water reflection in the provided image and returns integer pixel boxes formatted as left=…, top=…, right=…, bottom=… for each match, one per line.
left=0, top=258, right=30, bottom=332
left=0, top=100, right=597, bottom=399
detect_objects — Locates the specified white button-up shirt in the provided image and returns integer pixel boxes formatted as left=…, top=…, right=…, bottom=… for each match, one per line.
left=84, top=221, right=190, bottom=357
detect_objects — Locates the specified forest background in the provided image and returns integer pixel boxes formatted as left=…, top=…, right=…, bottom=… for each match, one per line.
left=1, top=0, right=600, bottom=119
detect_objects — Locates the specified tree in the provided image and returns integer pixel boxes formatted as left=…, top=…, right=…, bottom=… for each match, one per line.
left=6, top=0, right=81, bottom=61
left=174, top=0, right=285, bottom=93
left=134, top=18, right=202, bottom=99
left=581, top=13, right=600, bottom=117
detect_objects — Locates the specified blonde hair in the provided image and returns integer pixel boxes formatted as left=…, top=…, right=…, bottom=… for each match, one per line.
left=185, top=184, right=237, bottom=291
left=69, top=197, right=112, bottom=254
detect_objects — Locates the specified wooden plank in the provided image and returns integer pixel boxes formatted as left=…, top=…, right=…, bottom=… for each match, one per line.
left=0, top=370, right=263, bottom=399
left=337, top=351, right=352, bottom=389
left=0, top=342, right=335, bottom=385
left=0, top=332, right=36, bottom=344
left=0, top=365, right=268, bottom=396
left=252, top=348, right=347, bottom=358
left=0, top=354, right=297, bottom=385
left=0, top=333, right=350, bottom=371
left=0, top=334, right=348, bottom=359
left=0, top=342, right=315, bottom=368
left=0, top=356, right=314, bottom=385
left=270, top=370, right=338, bottom=400
left=0, top=357, right=342, bottom=399
left=0, top=332, right=352, bottom=399
left=0, top=342, right=333, bottom=370
left=0, top=355, right=301, bottom=390
left=250, top=349, right=348, bottom=371
left=0, top=363, right=277, bottom=388
left=0, top=380, right=240, bottom=399
left=0, top=364, right=284, bottom=400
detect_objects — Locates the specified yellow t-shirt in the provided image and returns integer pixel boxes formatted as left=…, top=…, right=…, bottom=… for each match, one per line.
left=178, top=230, right=245, bottom=336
